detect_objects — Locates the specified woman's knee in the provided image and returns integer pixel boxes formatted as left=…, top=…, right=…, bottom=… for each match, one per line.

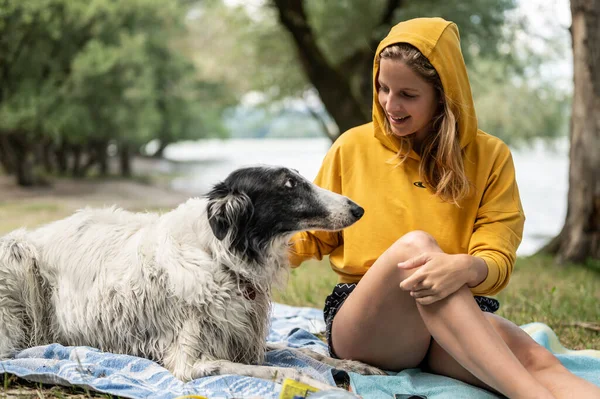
left=486, top=314, right=562, bottom=374
left=516, top=342, right=562, bottom=374
left=387, top=231, right=442, bottom=261
left=365, top=231, right=442, bottom=282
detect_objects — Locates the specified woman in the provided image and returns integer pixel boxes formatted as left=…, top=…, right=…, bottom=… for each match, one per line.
left=289, top=17, right=600, bottom=398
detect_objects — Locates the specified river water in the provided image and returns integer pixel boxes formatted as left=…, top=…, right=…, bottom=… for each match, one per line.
left=164, top=137, right=569, bottom=256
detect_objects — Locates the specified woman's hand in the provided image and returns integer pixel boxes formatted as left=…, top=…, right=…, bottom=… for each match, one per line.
left=398, top=253, right=488, bottom=305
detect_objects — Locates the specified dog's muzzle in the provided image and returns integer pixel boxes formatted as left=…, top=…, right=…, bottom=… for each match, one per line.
left=349, top=202, right=365, bottom=220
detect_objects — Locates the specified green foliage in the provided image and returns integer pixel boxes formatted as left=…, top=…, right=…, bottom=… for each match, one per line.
left=305, top=0, right=517, bottom=66
left=274, top=255, right=600, bottom=350
left=62, top=33, right=160, bottom=145
left=185, top=1, right=309, bottom=104
left=471, top=59, right=571, bottom=145
left=0, top=0, right=233, bottom=169
left=186, top=0, right=570, bottom=144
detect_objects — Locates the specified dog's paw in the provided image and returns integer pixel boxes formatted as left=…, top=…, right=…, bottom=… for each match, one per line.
left=332, top=359, right=387, bottom=376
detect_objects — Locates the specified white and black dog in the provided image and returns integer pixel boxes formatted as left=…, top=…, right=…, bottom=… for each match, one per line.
left=0, top=165, right=382, bottom=390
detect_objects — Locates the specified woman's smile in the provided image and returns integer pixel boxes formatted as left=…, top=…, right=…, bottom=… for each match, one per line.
left=389, top=114, right=411, bottom=125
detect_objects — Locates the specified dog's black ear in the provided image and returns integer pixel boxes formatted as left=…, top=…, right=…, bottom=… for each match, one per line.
left=207, top=182, right=254, bottom=241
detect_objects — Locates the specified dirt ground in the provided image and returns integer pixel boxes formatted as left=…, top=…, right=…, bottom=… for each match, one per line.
left=0, top=173, right=189, bottom=206
left=0, top=157, right=197, bottom=235
left=0, top=157, right=191, bottom=205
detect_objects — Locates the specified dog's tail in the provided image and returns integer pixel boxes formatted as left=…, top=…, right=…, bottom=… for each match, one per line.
left=0, top=230, right=49, bottom=354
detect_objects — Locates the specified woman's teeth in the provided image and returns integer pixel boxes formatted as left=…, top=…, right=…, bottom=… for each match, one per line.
left=391, top=115, right=409, bottom=122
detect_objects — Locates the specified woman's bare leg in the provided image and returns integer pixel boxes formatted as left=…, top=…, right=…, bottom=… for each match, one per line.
left=331, top=231, right=554, bottom=398
left=427, top=312, right=600, bottom=398
left=331, top=233, right=432, bottom=370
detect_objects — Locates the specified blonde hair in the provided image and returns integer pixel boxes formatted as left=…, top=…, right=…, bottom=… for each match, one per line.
left=377, top=43, right=470, bottom=205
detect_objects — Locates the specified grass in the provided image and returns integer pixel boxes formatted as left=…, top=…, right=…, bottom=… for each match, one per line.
left=1, top=373, right=115, bottom=398
left=0, top=201, right=71, bottom=235
left=0, top=201, right=174, bottom=236
left=496, top=255, right=600, bottom=350
left=274, top=262, right=339, bottom=308
left=274, top=256, right=600, bottom=350
left=0, top=197, right=598, bottom=397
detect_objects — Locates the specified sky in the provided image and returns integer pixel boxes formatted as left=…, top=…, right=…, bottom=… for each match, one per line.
left=514, top=0, right=572, bottom=90
left=519, top=0, right=570, bottom=32
left=222, top=0, right=572, bottom=30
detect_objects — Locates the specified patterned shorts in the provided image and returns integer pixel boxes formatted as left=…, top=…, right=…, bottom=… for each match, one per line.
left=323, top=283, right=500, bottom=358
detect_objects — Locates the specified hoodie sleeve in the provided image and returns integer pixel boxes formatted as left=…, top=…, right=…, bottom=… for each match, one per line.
left=288, top=144, right=343, bottom=267
left=468, top=148, right=525, bottom=295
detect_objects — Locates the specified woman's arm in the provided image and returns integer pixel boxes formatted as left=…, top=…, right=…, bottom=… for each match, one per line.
left=288, top=138, right=346, bottom=267
left=398, top=146, right=524, bottom=303
left=468, top=149, right=525, bottom=295
left=397, top=252, right=486, bottom=304
left=288, top=230, right=341, bottom=267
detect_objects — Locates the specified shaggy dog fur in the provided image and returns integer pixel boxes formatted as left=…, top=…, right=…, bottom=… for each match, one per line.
left=0, top=165, right=383, bottom=390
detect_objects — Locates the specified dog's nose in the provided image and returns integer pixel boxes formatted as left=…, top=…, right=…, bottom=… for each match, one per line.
left=349, top=202, right=365, bottom=219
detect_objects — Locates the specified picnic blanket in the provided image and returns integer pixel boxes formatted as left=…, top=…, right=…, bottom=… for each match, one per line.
left=1, top=304, right=599, bottom=399
left=350, top=322, right=600, bottom=399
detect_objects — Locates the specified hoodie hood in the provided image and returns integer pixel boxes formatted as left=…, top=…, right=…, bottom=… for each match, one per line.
left=373, top=17, right=478, bottom=155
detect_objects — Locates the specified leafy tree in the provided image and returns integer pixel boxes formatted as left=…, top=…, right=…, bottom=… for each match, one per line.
left=0, top=0, right=233, bottom=185
left=186, top=0, right=570, bottom=144
left=469, top=59, right=570, bottom=146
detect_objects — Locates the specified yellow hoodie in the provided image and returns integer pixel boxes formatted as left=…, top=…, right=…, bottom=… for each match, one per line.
left=289, top=18, right=524, bottom=296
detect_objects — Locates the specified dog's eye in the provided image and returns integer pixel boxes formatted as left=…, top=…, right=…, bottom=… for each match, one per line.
left=284, top=178, right=297, bottom=189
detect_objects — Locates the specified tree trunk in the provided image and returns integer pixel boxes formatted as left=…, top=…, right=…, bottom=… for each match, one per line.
left=97, top=141, right=108, bottom=176
left=71, top=145, right=83, bottom=178
left=55, top=141, right=68, bottom=175
left=120, top=142, right=132, bottom=177
left=272, top=0, right=369, bottom=138
left=271, top=0, right=402, bottom=140
left=0, top=134, right=15, bottom=174
left=80, top=149, right=98, bottom=177
left=152, top=140, right=169, bottom=158
left=7, top=133, right=35, bottom=187
left=15, top=155, right=35, bottom=187
left=542, top=0, right=600, bottom=262
left=33, top=140, right=46, bottom=172
left=42, top=140, right=55, bottom=174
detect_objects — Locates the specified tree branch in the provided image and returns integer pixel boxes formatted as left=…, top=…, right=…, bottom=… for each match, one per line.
left=271, top=0, right=368, bottom=136
left=379, top=0, right=403, bottom=31
left=339, top=0, right=403, bottom=72
left=271, top=0, right=333, bottom=81
left=560, top=321, right=600, bottom=333
left=302, top=91, right=338, bottom=142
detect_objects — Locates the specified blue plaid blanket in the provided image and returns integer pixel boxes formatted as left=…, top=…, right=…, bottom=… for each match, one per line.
left=2, top=304, right=599, bottom=399
left=0, top=303, right=332, bottom=399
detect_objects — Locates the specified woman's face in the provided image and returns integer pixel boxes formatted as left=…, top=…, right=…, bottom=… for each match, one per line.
left=377, top=58, right=439, bottom=146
